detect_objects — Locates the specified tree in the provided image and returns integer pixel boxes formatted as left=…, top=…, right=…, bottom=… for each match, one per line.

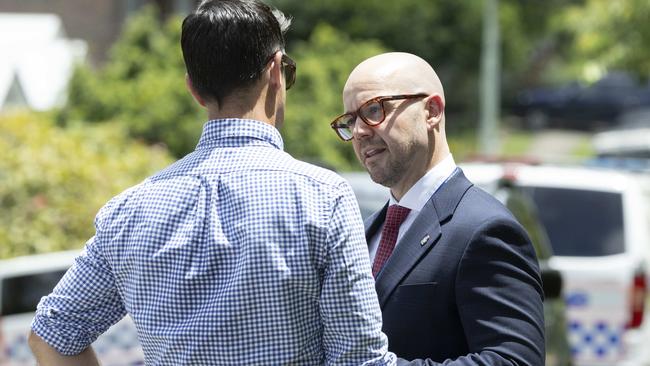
left=0, top=112, right=173, bottom=258
left=558, top=0, right=650, bottom=81
left=60, top=6, right=204, bottom=158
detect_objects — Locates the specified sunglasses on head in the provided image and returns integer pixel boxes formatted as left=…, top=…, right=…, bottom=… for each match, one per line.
left=265, top=52, right=296, bottom=90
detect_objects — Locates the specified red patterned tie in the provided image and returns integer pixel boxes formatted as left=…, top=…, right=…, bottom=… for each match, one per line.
left=372, top=205, right=411, bottom=277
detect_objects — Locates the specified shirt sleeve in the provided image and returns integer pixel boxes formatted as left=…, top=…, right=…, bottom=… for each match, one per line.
left=30, top=204, right=127, bottom=356
left=320, top=181, right=396, bottom=366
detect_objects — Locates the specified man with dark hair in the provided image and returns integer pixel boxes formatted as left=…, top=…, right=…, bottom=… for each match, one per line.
left=28, top=1, right=395, bottom=365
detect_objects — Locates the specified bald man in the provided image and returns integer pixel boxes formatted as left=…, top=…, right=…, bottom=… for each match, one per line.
left=330, top=52, right=545, bottom=365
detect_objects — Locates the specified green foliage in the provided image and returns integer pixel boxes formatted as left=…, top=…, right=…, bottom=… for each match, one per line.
left=500, top=0, right=586, bottom=83
left=282, top=23, right=387, bottom=170
left=60, top=6, right=204, bottom=158
left=500, top=130, right=534, bottom=158
left=272, top=0, right=482, bottom=70
left=558, top=0, right=650, bottom=80
left=0, top=112, right=173, bottom=259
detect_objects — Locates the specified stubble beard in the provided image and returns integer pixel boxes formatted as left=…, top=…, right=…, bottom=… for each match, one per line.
left=364, top=142, right=414, bottom=189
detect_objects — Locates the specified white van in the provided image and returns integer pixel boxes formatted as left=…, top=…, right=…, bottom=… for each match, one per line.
left=462, top=162, right=650, bottom=366
left=0, top=250, right=144, bottom=365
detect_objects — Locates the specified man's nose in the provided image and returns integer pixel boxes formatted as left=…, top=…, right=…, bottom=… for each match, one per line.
left=352, top=116, right=373, bottom=140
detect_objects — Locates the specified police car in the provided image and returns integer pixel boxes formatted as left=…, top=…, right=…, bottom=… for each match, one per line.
left=0, top=250, right=144, bottom=365
left=461, top=162, right=650, bottom=366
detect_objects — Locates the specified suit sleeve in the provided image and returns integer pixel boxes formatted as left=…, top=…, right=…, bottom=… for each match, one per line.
left=398, top=217, right=545, bottom=366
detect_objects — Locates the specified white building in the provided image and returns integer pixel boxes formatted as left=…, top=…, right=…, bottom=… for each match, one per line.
left=0, top=13, right=87, bottom=111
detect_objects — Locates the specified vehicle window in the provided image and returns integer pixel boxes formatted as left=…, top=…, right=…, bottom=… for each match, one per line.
left=1, top=270, right=67, bottom=316
left=521, top=187, right=625, bottom=256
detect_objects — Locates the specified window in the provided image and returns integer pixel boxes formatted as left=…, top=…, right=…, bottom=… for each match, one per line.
left=522, top=187, right=625, bottom=257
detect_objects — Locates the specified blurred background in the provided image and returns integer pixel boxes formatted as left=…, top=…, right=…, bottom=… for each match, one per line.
left=1, top=1, right=650, bottom=365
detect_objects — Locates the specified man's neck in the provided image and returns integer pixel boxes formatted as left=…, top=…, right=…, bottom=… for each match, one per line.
left=207, top=104, right=276, bottom=126
left=390, top=148, right=452, bottom=201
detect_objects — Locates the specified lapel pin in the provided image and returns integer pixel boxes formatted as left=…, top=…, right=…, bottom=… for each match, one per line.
left=420, top=234, right=430, bottom=246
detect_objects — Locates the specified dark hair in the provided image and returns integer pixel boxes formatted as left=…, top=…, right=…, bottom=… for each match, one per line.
left=181, top=0, right=291, bottom=105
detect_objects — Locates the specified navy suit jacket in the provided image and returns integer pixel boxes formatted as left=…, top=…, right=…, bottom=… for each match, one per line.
left=366, top=169, right=545, bottom=365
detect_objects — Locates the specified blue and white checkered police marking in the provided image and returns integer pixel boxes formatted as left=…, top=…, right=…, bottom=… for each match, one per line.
left=568, top=319, right=624, bottom=361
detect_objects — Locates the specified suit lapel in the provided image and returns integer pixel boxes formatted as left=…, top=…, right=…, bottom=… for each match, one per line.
left=372, top=169, right=474, bottom=308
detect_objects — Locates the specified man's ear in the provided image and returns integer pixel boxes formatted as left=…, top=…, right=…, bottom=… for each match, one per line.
left=186, top=74, right=207, bottom=107
left=268, top=51, right=283, bottom=92
left=425, top=94, right=444, bottom=129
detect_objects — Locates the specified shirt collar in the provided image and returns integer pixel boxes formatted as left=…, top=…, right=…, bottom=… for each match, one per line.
left=196, top=118, right=284, bottom=151
left=389, top=154, right=457, bottom=212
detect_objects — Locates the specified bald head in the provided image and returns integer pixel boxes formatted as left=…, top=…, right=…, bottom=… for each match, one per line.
left=341, top=52, right=451, bottom=198
left=344, top=52, right=445, bottom=103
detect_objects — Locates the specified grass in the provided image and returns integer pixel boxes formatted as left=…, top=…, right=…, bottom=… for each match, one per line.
left=500, top=130, right=535, bottom=157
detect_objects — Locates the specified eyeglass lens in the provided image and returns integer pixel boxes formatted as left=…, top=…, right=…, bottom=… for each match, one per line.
left=332, top=100, right=384, bottom=140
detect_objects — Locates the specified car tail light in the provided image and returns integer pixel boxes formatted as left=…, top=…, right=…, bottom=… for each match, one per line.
left=627, top=269, right=647, bottom=329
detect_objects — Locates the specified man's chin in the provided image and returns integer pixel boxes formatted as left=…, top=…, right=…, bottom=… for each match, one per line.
left=366, top=168, right=390, bottom=188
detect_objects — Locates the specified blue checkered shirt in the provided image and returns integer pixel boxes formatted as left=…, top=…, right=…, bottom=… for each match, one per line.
left=32, top=119, right=394, bottom=365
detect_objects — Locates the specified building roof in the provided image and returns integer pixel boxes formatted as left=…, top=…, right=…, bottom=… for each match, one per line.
left=0, top=60, right=28, bottom=109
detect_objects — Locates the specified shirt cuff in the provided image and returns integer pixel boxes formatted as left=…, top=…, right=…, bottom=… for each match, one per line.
left=31, top=307, right=95, bottom=356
